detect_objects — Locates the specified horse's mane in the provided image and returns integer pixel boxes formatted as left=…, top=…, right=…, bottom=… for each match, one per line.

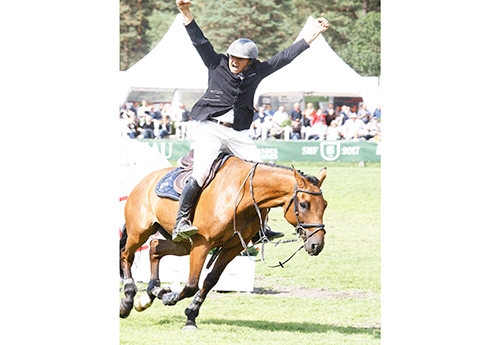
left=257, top=161, right=321, bottom=187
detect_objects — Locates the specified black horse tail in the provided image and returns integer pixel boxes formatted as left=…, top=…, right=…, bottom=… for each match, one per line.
left=119, top=223, right=128, bottom=279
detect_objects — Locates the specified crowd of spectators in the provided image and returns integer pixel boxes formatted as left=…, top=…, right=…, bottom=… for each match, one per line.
left=120, top=100, right=381, bottom=142
left=247, top=101, right=381, bottom=141
left=120, top=100, right=190, bottom=139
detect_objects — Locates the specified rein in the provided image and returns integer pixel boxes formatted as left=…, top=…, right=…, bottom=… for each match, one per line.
left=231, top=163, right=326, bottom=268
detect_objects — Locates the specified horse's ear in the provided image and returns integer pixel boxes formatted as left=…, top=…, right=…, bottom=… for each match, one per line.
left=317, top=167, right=327, bottom=187
left=292, top=166, right=306, bottom=189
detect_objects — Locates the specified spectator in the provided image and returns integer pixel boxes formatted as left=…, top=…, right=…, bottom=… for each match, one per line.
left=119, top=104, right=128, bottom=119
left=291, top=118, right=302, bottom=140
left=341, top=113, right=363, bottom=140
left=137, top=100, right=150, bottom=119
left=373, top=103, right=381, bottom=121
left=129, top=101, right=139, bottom=116
left=312, top=108, right=326, bottom=126
left=360, top=118, right=381, bottom=141
left=264, top=104, right=274, bottom=117
left=179, top=104, right=190, bottom=139
left=249, top=106, right=270, bottom=139
left=325, top=103, right=336, bottom=126
left=290, top=102, right=302, bottom=122
left=272, top=105, right=289, bottom=126
left=302, top=102, right=316, bottom=139
left=338, top=105, right=350, bottom=125
left=357, top=102, right=372, bottom=124
left=161, top=102, right=172, bottom=118
left=267, top=106, right=288, bottom=139
left=140, top=114, right=155, bottom=139
left=304, top=102, right=316, bottom=124
left=127, top=114, right=140, bottom=139
left=151, top=104, right=163, bottom=120
left=269, top=121, right=284, bottom=139
left=326, top=121, right=341, bottom=140
left=158, top=114, right=172, bottom=138
left=308, top=117, right=328, bottom=140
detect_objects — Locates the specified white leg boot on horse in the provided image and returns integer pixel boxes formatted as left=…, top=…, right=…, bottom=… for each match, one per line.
left=172, top=177, right=202, bottom=242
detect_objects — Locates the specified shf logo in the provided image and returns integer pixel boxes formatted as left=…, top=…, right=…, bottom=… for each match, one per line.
left=320, top=141, right=341, bottom=161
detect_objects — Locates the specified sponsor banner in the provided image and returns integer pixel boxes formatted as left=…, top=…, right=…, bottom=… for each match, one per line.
left=138, top=139, right=380, bottom=162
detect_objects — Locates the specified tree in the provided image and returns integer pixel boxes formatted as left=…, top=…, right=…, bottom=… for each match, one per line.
left=338, top=10, right=380, bottom=76
left=120, top=0, right=178, bottom=71
left=195, top=0, right=298, bottom=61
left=292, top=0, right=380, bottom=75
left=120, top=0, right=151, bottom=71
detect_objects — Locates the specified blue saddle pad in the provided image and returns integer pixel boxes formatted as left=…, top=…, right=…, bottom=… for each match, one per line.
left=154, top=167, right=183, bottom=200
left=154, top=151, right=233, bottom=201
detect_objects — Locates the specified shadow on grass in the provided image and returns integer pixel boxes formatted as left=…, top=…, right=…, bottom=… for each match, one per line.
left=202, top=318, right=380, bottom=338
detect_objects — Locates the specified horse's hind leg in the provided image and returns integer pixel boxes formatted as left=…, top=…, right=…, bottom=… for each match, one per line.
left=120, top=222, right=157, bottom=318
left=183, top=244, right=245, bottom=331
left=135, top=235, right=191, bottom=312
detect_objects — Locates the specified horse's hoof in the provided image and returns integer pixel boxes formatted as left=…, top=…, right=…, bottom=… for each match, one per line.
left=151, top=286, right=171, bottom=300
left=162, top=291, right=179, bottom=306
left=120, top=300, right=132, bottom=318
left=134, top=294, right=152, bottom=312
left=182, top=324, right=198, bottom=331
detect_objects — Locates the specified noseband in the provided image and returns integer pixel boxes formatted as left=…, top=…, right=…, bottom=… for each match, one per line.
left=284, top=184, right=326, bottom=241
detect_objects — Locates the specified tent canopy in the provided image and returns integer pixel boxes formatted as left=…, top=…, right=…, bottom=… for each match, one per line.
left=254, top=17, right=363, bottom=101
left=123, top=14, right=208, bottom=92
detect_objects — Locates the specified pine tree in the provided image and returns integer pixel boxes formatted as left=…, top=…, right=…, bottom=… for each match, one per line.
left=195, top=0, right=298, bottom=61
left=120, top=0, right=152, bottom=70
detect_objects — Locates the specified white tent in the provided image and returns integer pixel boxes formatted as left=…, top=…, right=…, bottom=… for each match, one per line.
left=121, top=14, right=208, bottom=103
left=254, top=16, right=363, bottom=101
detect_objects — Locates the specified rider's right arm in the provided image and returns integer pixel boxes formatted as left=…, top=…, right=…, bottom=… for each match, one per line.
left=184, top=18, right=221, bottom=70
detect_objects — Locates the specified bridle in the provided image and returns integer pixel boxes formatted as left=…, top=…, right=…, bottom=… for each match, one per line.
left=229, top=163, right=326, bottom=268
left=283, top=184, right=327, bottom=242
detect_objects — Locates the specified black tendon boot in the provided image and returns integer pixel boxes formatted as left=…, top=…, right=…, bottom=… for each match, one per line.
left=252, top=225, right=284, bottom=244
left=172, top=177, right=202, bottom=242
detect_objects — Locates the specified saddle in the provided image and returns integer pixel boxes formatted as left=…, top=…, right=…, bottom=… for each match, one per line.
left=155, top=149, right=232, bottom=200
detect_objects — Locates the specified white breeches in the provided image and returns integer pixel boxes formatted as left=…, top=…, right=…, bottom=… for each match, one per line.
left=192, top=120, right=263, bottom=186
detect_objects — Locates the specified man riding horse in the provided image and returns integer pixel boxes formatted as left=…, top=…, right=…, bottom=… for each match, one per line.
left=172, top=0, right=330, bottom=243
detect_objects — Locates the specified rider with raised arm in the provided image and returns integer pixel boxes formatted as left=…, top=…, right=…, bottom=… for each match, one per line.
left=172, top=0, right=330, bottom=242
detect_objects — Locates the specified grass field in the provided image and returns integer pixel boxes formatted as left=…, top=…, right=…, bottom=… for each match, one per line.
left=120, top=161, right=380, bottom=344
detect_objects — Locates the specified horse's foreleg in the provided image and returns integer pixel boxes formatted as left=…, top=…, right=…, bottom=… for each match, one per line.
left=183, top=245, right=244, bottom=331
left=162, top=236, right=210, bottom=306
left=135, top=237, right=191, bottom=312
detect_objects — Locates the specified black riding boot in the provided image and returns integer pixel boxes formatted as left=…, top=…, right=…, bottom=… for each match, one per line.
left=172, top=177, right=202, bottom=242
left=252, top=225, right=284, bottom=244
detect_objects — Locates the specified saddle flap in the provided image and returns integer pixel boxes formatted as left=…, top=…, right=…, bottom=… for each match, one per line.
left=156, top=150, right=232, bottom=200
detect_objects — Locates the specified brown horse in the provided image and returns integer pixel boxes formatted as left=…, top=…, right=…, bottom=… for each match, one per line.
left=119, top=155, right=328, bottom=330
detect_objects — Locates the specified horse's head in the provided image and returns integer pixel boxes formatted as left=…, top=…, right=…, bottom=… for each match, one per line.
left=284, top=167, right=328, bottom=256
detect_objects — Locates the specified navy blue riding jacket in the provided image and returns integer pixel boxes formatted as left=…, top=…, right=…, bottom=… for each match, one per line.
left=185, top=19, right=310, bottom=131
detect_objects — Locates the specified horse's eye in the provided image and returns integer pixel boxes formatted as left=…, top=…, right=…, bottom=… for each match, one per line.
left=299, top=201, right=310, bottom=210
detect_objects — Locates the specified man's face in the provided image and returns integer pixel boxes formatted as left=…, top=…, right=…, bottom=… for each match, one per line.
left=229, top=55, right=252, bottom=74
